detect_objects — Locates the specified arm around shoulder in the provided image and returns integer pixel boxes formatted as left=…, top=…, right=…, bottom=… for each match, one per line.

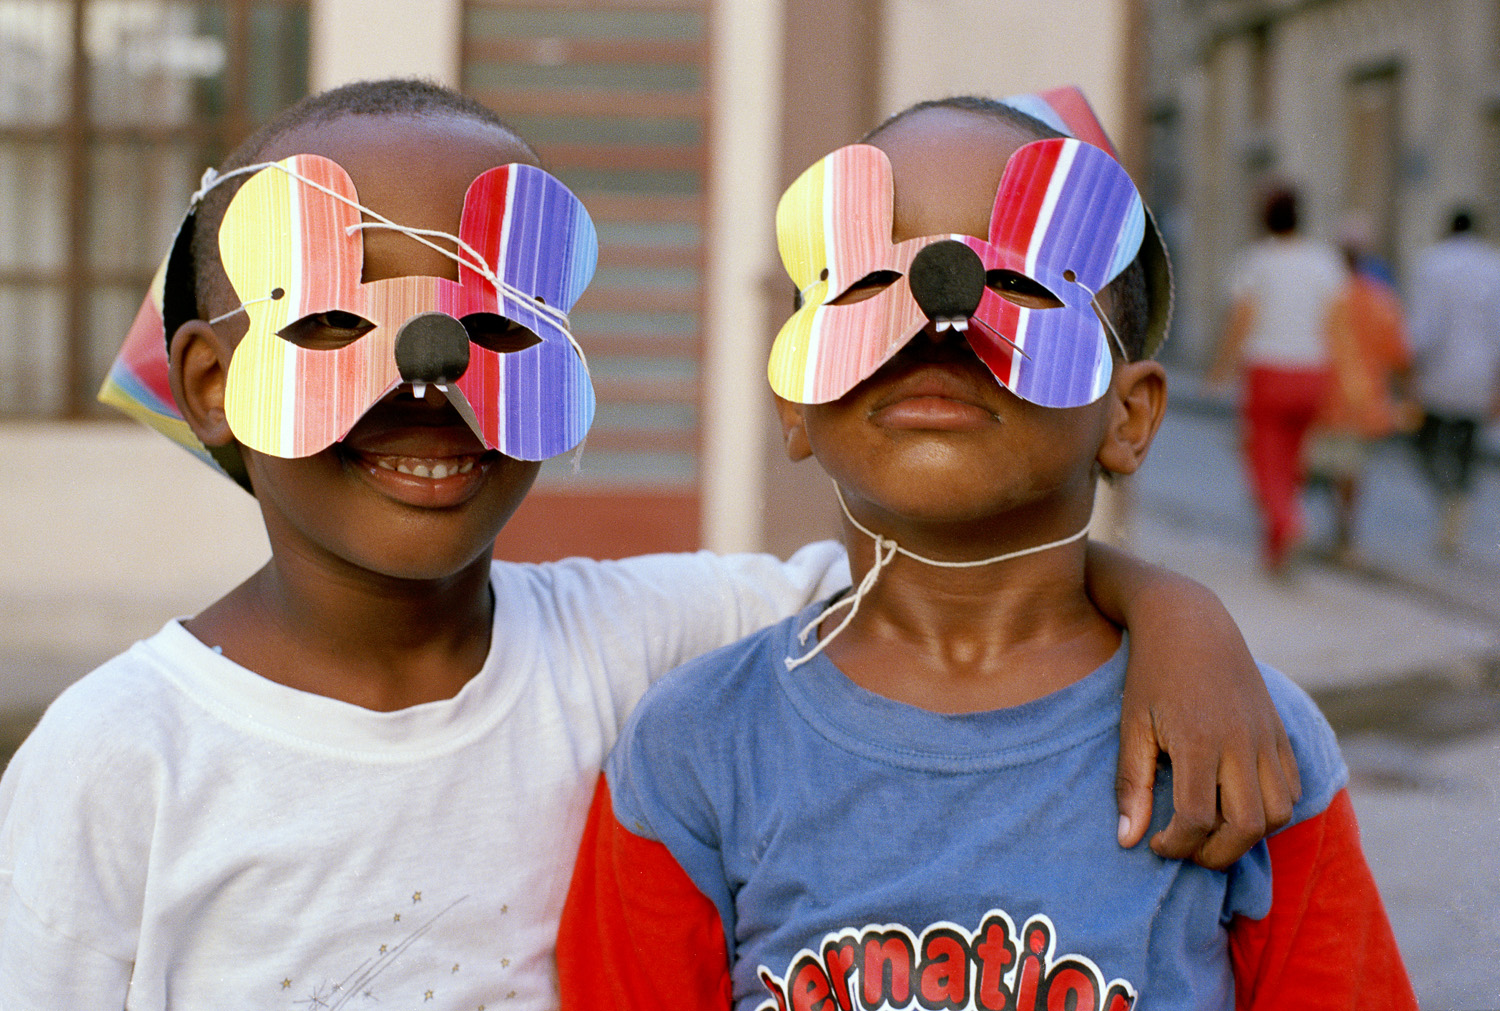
left=574, top=541, right=848, bottom=692
left=1085, top=542, right=1300, bottom=868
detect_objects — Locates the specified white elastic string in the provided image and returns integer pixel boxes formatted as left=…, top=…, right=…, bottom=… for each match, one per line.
left=189, top=163, right=270, bottom=207
left=193, top=160, right=592, bottom=377
left=1072, top=277, right=1129, bottom=360
left=346, top=220, right=590, bottom=371
left=797, top=278, right=826, bottom=308
left=783, top=482, right=1091, bottom=671
left=785, top=535, right=898, bottom=671
left=970, top=315, right=1032, bottom=360
left=345, top=221, right=510, bottom=295
left=208, top=291, right=281, bottom=326
left=838, top=483, right=1089, bottom=569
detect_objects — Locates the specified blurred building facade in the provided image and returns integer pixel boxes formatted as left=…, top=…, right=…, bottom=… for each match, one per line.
left=0, top=2, right=308, bottom=417
left=1141, top=0, right=1500, bottom=365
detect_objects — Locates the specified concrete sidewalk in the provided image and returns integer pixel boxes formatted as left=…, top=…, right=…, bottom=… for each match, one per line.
left=1132, top=508, right=1500, bottom=700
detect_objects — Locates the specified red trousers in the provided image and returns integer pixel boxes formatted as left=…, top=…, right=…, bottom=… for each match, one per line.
left=1242, top=365, right=1331, bottom=567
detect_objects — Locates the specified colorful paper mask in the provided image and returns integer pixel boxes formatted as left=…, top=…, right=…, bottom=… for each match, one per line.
left=99, top=154, right=598, bottom=485
left=769, top=86, right=1173, bottom=409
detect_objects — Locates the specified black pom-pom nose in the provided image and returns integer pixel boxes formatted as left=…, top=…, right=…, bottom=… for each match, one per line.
left=908, top=240, right=986, bottom=324
left=394, top=311, right=471, bottom=385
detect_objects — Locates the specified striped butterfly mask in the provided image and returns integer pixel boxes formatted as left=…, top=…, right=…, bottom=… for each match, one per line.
left=769, top=138, right=1146, bottom=409
left=217, top=154, right=597, bottom=462
left=99, top=154, right=597, bottom=483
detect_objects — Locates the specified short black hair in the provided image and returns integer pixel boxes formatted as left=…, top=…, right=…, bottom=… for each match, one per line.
left=861, top=95, right=1152, bottom=361
left=861, top=94, right=1067, bottom=147
left=168, top=78, right=534, bottom=341
left=1263, top=187, right=1298, bottom=235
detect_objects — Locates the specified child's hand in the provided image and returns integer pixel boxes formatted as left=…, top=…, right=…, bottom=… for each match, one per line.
left=1085, top=542, right=1302, bottom=869
left=1114, top=622, right=1301, bottom=869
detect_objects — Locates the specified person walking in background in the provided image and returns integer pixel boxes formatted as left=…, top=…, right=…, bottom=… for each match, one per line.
left=1304, top=215, right=1415, bottom=564
left=1406, top=207, right=1500, bottom=558
left=1209, top=187, right=1347, bottom=572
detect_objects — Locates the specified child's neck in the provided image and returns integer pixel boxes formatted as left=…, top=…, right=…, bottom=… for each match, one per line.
left=820, top=537, right=1120, bottom=714
left=184, top=549, right=496, bottom=711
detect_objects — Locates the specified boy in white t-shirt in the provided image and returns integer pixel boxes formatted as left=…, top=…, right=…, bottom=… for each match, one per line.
left=0, top=80, right=1298, bottom=1009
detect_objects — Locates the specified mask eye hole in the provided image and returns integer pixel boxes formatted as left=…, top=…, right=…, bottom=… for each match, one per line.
left=462, top=312, right=543, bottom=354
left=277, top=310, right=376, bottom=350
left=828, top=269, right=901, bottom=306
left=986, top=270, right=1064, bottom=310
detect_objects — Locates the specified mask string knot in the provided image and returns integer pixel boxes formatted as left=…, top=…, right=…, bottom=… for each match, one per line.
left=783, top=482, right=1091, bottom=671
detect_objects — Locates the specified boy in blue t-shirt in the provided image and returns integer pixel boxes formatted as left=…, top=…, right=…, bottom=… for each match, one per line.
left=557, top=92, right=1415, bottom=1009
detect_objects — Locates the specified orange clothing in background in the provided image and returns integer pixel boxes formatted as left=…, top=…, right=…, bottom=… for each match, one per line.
left=1319, top=276, right=1412, bottom=438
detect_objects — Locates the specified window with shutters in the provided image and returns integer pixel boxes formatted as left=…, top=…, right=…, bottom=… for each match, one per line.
left=463, top=0, right=709, bottom=557
left=0, top=0, right=308, bottom=419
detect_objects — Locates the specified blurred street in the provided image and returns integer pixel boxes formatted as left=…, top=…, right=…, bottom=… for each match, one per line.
left=1134, top=374, right=1500, bottom=1009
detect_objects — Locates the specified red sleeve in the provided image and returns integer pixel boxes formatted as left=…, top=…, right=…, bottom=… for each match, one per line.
left=557, top=773, right=733, bottom=1011
left=1228, top=788, right=1416, bottom=1010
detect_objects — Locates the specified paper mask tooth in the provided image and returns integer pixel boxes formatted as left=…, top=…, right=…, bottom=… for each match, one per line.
left=413, top=382, right=427, bottom=399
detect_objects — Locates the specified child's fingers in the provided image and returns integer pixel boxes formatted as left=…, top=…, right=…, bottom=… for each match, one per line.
left=1192, top=737, right=1300, bottom=869
left=1113, top=707, right=1160, bottom=849
left=1192, top=750, right=1266, bottom=870
left=1258, top=746, right=1297, bottom=833
left=1148, top=741, right=1219, bottom=861
left=1278, top=725, right=1303, bottom=805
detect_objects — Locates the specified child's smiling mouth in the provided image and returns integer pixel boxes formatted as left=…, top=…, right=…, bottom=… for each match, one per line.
left=335, top=388, right=503, bottom=506
left=368, top=453, right=481, bottom=479
left=340, top=442, right=500, bottom=509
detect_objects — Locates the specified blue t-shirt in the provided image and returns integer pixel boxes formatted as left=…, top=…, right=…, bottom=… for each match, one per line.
left=606, top=603, right=1347, bottom=1011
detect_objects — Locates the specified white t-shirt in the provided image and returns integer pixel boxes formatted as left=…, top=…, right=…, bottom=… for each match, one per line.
left=1229, top=235, right=1347, bottom=369
left=0, top=546, right=848, bottom=1011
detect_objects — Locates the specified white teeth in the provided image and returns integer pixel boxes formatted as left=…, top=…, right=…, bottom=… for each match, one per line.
left=412, top=383, right=427, bottom=399
left=372, top=454, right=478, bottom=479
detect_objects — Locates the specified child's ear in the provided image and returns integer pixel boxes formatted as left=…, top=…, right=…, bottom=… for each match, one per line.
left=773, top=395, right=814, bottom=462
left=1096, top=360, right=1167, bottom=476
left=169, top=319, right=236, bottom=448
